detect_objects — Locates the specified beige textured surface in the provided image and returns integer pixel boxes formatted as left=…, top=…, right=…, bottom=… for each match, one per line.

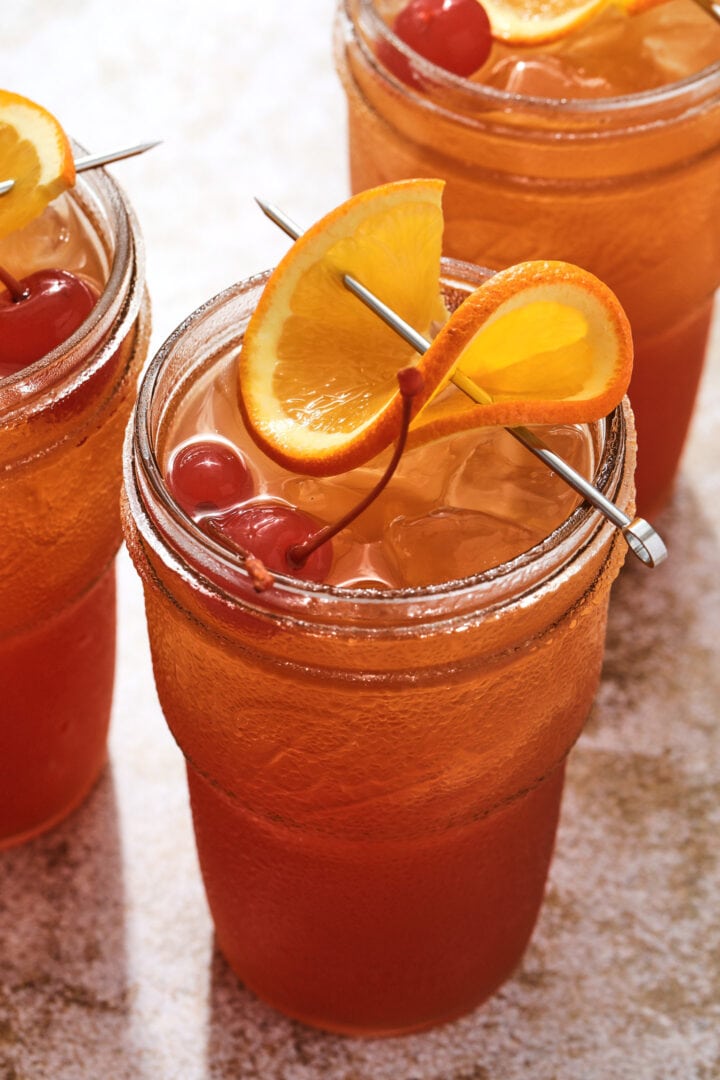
left=1, top=3, right=719, bottom=1077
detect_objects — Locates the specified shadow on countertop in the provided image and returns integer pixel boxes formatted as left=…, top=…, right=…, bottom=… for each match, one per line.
left=0, top=767, right=146, bottom=1078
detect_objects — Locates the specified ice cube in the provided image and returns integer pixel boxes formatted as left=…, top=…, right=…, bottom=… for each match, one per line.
left=481, top=2, right=720, bottom=99
left=386, top=504, right=537, bottom=585
left=384, top=424, right=591, bottom=585
left=328, top=539, right=402, bottom=589
left=0, top=195, right=108, bottom=286
left=635, top=1, right=720, bottom=85
left=482, top=52, right=615, bottom=98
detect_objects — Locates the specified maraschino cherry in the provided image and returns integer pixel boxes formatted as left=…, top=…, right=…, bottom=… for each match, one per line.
left=210, top=504, right=334, bottom=585
left=163, top=437, right=328, bottom=585
left=171, top=367, right=424, bottom=590
left=380, top=0, right=493, bottom=83
left=167, top=438, right=254, bottom=518
left=0, top=265, right=98, bottom=379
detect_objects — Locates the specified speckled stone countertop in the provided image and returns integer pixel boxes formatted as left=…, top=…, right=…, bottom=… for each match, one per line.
left=1, top=4, right=719, bottom=1078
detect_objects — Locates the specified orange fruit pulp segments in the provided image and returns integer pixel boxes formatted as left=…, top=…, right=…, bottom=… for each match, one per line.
left=238, top=180, right=633, bottom=478
left=481, top=0, right=673, bottom=46
left=0, top=88, right=75, bottom=240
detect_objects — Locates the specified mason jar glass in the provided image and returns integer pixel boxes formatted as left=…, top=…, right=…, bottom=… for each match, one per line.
left=122, top=261, right=634, bottom=1035
left=335, top=0, right=720, bottom=519
left=0, top=158, right=150, bottom=847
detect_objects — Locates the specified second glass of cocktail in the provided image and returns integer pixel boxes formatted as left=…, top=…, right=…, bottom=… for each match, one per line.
left=335, top=0, right=720, bottom=519
left=122, top=182, right=639, bottom=1035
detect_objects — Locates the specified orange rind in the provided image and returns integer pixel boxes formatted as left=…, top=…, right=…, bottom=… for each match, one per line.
left=0, top=89, right=75, bottom=239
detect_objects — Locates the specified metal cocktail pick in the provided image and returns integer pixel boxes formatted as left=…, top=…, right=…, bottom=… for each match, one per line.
left=693, top=0, right=720, bottom=23
left=0, top=140, right=161, bottom=196
left=256, top=196, right=668, bottom=570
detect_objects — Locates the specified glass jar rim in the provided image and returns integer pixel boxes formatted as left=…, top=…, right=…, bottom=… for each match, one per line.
left=0, top=139, right=145, bottom=421
left=344, top=0, right=720, bottom=117
left=127, top=259, right=633, bottom=627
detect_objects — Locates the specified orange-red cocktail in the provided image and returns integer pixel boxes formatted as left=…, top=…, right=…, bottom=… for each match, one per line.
left=335, top=0, right=720, bottom=518
left=123, top=261, right=635, bottom=1034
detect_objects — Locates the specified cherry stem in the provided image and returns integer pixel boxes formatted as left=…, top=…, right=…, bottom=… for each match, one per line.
left=204, top=517, right=275, bottom=593
left=287, top=365, right=425, bottom=569
left=0, top=264, right=30, bottom=303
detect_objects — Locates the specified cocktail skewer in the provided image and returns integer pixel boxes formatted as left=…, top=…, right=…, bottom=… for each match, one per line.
left=693, top=0, right=720, bottom=24
left=0, top=140, right=161, bottom=196
left=256, top=196, right=667, bottom=570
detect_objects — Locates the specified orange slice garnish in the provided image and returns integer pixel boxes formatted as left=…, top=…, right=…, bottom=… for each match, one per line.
left=409, top=259, right=633, bottom=445
left=482, top=0, right=607, bottom=44
left=239, top=182, right=632, bottom=477
left=0, top=89, right=75, bottom=239
left=482, top=0, right=673, bottom=45
left=239, top=178, right=447, bottom=477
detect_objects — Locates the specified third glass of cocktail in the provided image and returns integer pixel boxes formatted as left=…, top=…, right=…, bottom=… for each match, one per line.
left=335, top=0, right=720, bottom=518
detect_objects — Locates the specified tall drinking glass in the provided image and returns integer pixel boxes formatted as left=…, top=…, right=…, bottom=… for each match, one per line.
left=335, top=0, right=720, bottom=518
left=0, top=162, right=149, bottom=847
left=122, top=261, right=635, bottom=1036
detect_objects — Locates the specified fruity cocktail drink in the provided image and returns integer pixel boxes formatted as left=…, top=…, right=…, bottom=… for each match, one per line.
left=0, top=91, right=149, bottom=846
left=123, top=181, right=638, bottom=1035
left=335, top=0, right=720, bottom=519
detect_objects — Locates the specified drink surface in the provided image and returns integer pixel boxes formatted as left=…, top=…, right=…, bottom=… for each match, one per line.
left=485, top=2, right=720, bottom=96
left=0, top=193, right=108, bottom=297
left=377, top=0, right=720, bottom=95
left=164, top=348, right=594, bottom=589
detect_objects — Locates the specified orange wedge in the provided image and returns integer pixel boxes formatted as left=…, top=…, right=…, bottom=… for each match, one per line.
left=239, top=179, right=447, bottom=477
left=408, top=259, right=633, bottom=446
left=0, top=89, right=75, bottom=240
